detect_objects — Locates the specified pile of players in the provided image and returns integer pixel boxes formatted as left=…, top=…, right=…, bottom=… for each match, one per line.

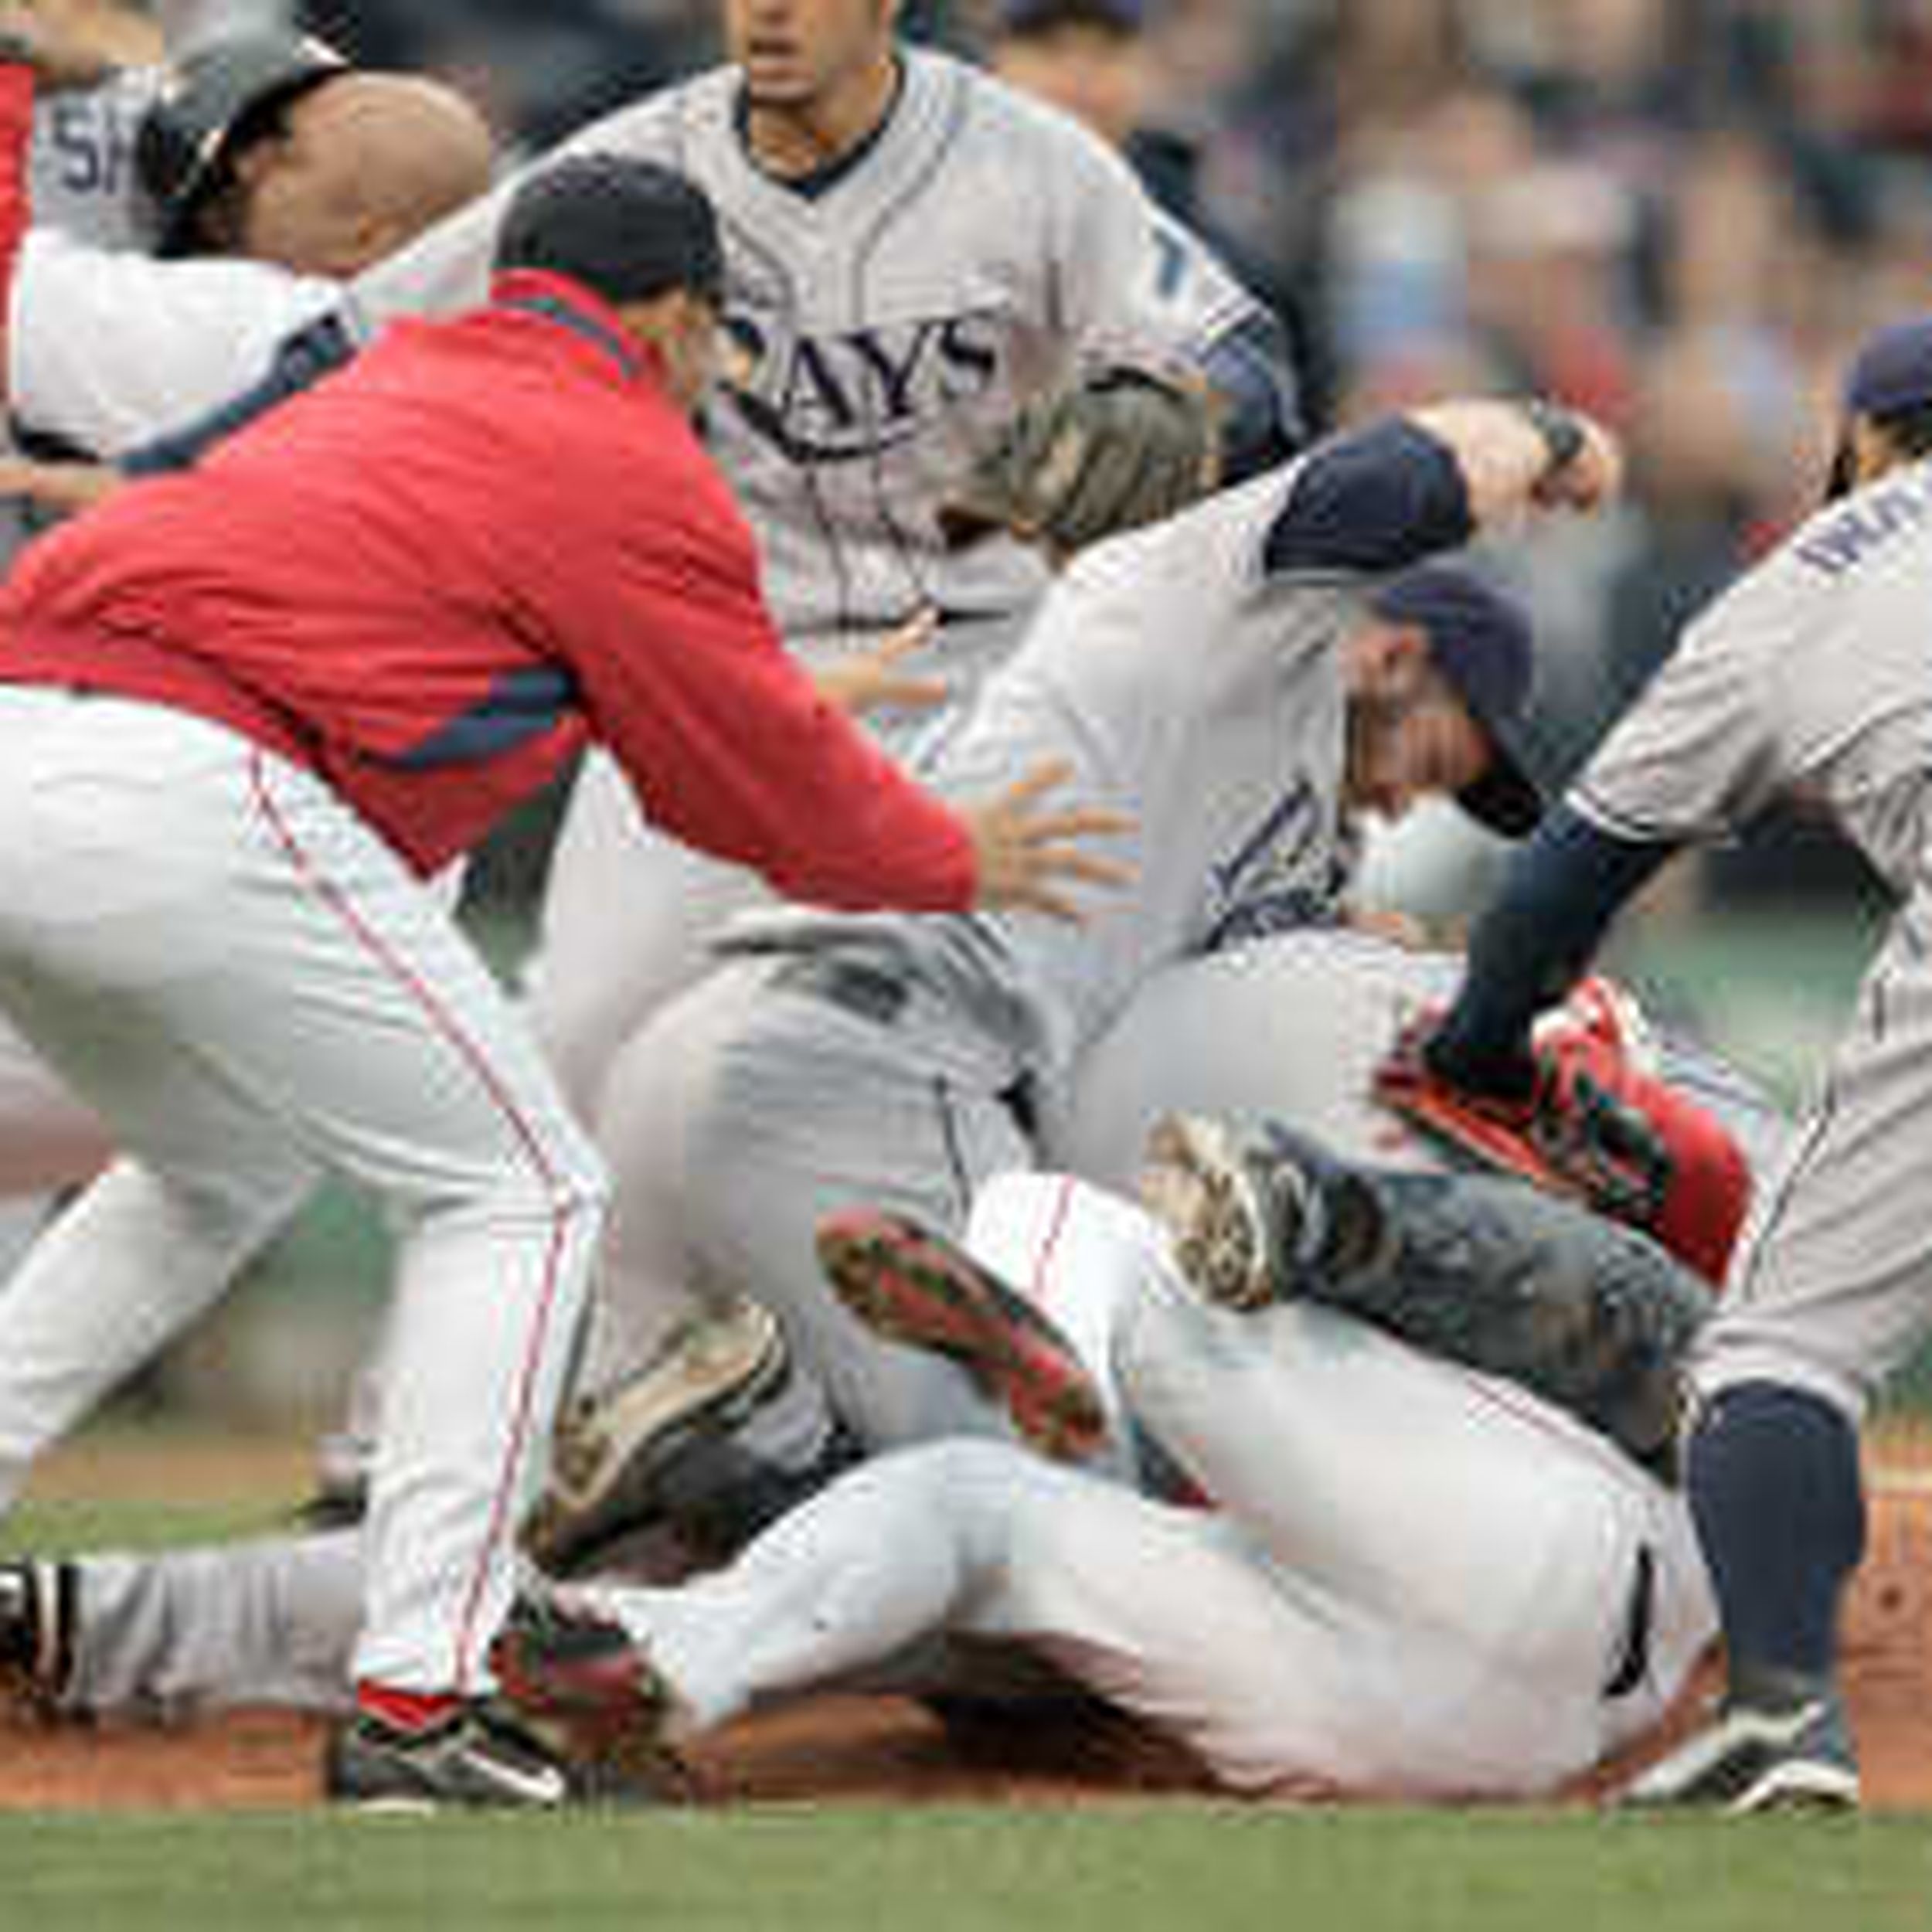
left=0, top=0, right=1917, bottom=1818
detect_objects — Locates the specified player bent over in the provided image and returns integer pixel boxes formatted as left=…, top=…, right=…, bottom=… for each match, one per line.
left=1, top=1146, right=1719, bottom=1804
left=1397, top=316, right=1932, bottom=1813
left=0, top=156, right=1123, bottom=1809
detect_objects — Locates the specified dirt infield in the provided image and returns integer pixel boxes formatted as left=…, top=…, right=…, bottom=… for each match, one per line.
left=3, top=1457, right=1930, bottom=1813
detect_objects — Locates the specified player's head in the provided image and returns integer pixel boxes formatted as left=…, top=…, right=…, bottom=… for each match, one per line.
left=1343, top=564, right=1542, bottom=837
left=988, top=0, right=1149, bottom=149
left=1824, top=315, right=1932, bottom=502
left=496, top=156, right=728, bottom=414
left=724, top=0, right=903, bottom=123
left=139, top=33, right=493, bottom=276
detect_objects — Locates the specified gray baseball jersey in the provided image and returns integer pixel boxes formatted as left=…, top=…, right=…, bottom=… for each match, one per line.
left=1568, top=462, right=1932, bottom=1416
left=727, top=456, right=1360, bottom=1081
left=1573, top=468, right=1932, bottom=889
left=349, top=48, right=1260, bottom=670
left=1, top=73, right=165, bottom=566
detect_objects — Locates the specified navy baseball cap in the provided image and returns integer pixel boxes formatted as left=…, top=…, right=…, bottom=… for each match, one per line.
left=495, top=155, right=725, bottom=310
left=1844, top=316, right=1932, bottom=418
left=1369, top=563, right=1543, bottom=838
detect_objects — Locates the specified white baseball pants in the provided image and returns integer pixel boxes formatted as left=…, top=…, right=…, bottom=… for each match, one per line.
left=0, top=690, right=600, bottom=1693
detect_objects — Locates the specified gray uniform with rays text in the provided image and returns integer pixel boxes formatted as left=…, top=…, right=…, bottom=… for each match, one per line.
left=346, top=46, right=1296, bottom=1107
left=1568, top=461, right=1932, bottom=1417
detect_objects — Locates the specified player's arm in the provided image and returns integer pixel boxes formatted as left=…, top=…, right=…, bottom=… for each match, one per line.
left=1422, top=582, right=1775, bottom=1097
left=1262, top=396, right=1621, bottom=583
left=1048, top=131, right=1297, bottom=481
left=1143, top=206, right=1304, bottom=478
left=1417, top=807, right=1677, bottom=1097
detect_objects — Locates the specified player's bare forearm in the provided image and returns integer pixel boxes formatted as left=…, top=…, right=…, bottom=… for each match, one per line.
left=1406, top=399, right=1623, bottom=529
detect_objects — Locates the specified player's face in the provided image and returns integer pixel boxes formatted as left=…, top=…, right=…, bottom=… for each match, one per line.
left=1342, top=656, right=1492, bottom=824
left=725, top=0, right=898, bottom=111
left=230, top=83, right=386, bottom=277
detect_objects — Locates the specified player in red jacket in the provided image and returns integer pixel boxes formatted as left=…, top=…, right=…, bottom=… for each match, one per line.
left=0, top=151, right=1124, bottom=1809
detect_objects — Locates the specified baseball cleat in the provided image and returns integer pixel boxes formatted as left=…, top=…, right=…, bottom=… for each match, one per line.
left=0, top=1559, right=77, bottom=1715
left=523, top=1296, right=791, bottom=1577
left=815, top=1208, right=1108, bottom=1462
left=323, top=1695, right=666, bottom=1811
left=1137, top=1114, right=1304, bottom=1311
left=489, top=1594, right=694, bottom=1798
left=1618, top=1689, right=1860, bottom=1814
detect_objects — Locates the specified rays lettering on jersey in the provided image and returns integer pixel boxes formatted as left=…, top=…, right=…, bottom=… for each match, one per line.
left=1794, top=471, right=1932, bottom=577
left=721, top=308, right=1001, bottom=464
left=1202, top=778, right=1345, bottom=951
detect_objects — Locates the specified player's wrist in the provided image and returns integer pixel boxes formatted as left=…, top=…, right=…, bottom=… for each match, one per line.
left=1513, top=397, right=1588, bottom=488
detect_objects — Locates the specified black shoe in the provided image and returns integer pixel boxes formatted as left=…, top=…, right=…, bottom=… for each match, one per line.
left=0, top=1559, right=77, bottom=1713
left=1619, top=1679, right=1860, bottom=1813
left=324, top=1697, right=668, bottom=1810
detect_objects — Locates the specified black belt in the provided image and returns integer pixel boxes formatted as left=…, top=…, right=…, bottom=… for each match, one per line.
left=1601, top=1543, right=1657, bottom=1700
left=768, top=951, right=1039, bottom=1137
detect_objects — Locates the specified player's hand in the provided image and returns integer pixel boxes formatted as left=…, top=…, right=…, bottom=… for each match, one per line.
left=0, top=454, right=120, bottom=515
left=0, top=0, right=157, bottom=88
left=813, top=611, right=950, bottom=718
left=961, top=758, right=1134, bottom=923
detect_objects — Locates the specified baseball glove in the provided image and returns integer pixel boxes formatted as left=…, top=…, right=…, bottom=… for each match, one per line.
left=1376, top=1014, right=1675, bottom=1233
left=937, top=366, right=1222, bottom=558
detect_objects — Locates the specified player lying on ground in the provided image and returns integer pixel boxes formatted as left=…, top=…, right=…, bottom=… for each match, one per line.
left=0, top=1140, right=1717, bottom=1802
left=0, top=946, right=1752, bottom=1793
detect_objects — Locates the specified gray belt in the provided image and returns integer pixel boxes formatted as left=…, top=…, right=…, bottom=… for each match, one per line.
left=768, top=952, right=912, bottom=1026
left=769, top=951, right=1039, bottom=1138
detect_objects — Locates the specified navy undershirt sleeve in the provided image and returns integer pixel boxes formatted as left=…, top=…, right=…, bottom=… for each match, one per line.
left=1261, top=419, right=1474, bottom=578
left=1426, top=804, right=1679, bottom=1095
left=119, top=312, right=359, bottom=477
left=1198, top=308, right=1305, bottom=483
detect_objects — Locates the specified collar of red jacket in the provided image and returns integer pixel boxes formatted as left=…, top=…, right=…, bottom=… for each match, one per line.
left=487, top=268, right=672, bottom=389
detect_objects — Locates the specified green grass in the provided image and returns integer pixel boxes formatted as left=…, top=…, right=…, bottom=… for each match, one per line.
left=4, top=1807, right=1932, bottom=1932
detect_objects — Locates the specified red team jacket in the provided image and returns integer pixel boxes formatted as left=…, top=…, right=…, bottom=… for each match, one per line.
left=0, top=236, right=975, bottom=904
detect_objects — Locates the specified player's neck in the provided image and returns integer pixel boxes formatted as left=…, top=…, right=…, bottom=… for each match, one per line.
left=743, top=51, right=902, bottom=180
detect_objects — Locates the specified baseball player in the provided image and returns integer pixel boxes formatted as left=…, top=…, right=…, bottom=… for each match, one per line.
left=0, top=154, right=1127, bottom=1811
left=3, top=13, right=495, bottom=462
left=524, top=394, right=1622, bottom=1573
left=505, top=1161, right=1726, bottom=1804
left=0, top=928, right=1750, bottom=1799
left=0, top=13, right=500, bottom=1279
left=0, top=1202, right=1717, bottom=1803
left=1389, top=315, right=1932, bottom=1813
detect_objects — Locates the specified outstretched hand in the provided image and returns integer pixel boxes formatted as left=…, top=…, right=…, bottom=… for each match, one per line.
left=961, top=758, right=1134, bottom=923
left=812, top=611, right=950, bottom=719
